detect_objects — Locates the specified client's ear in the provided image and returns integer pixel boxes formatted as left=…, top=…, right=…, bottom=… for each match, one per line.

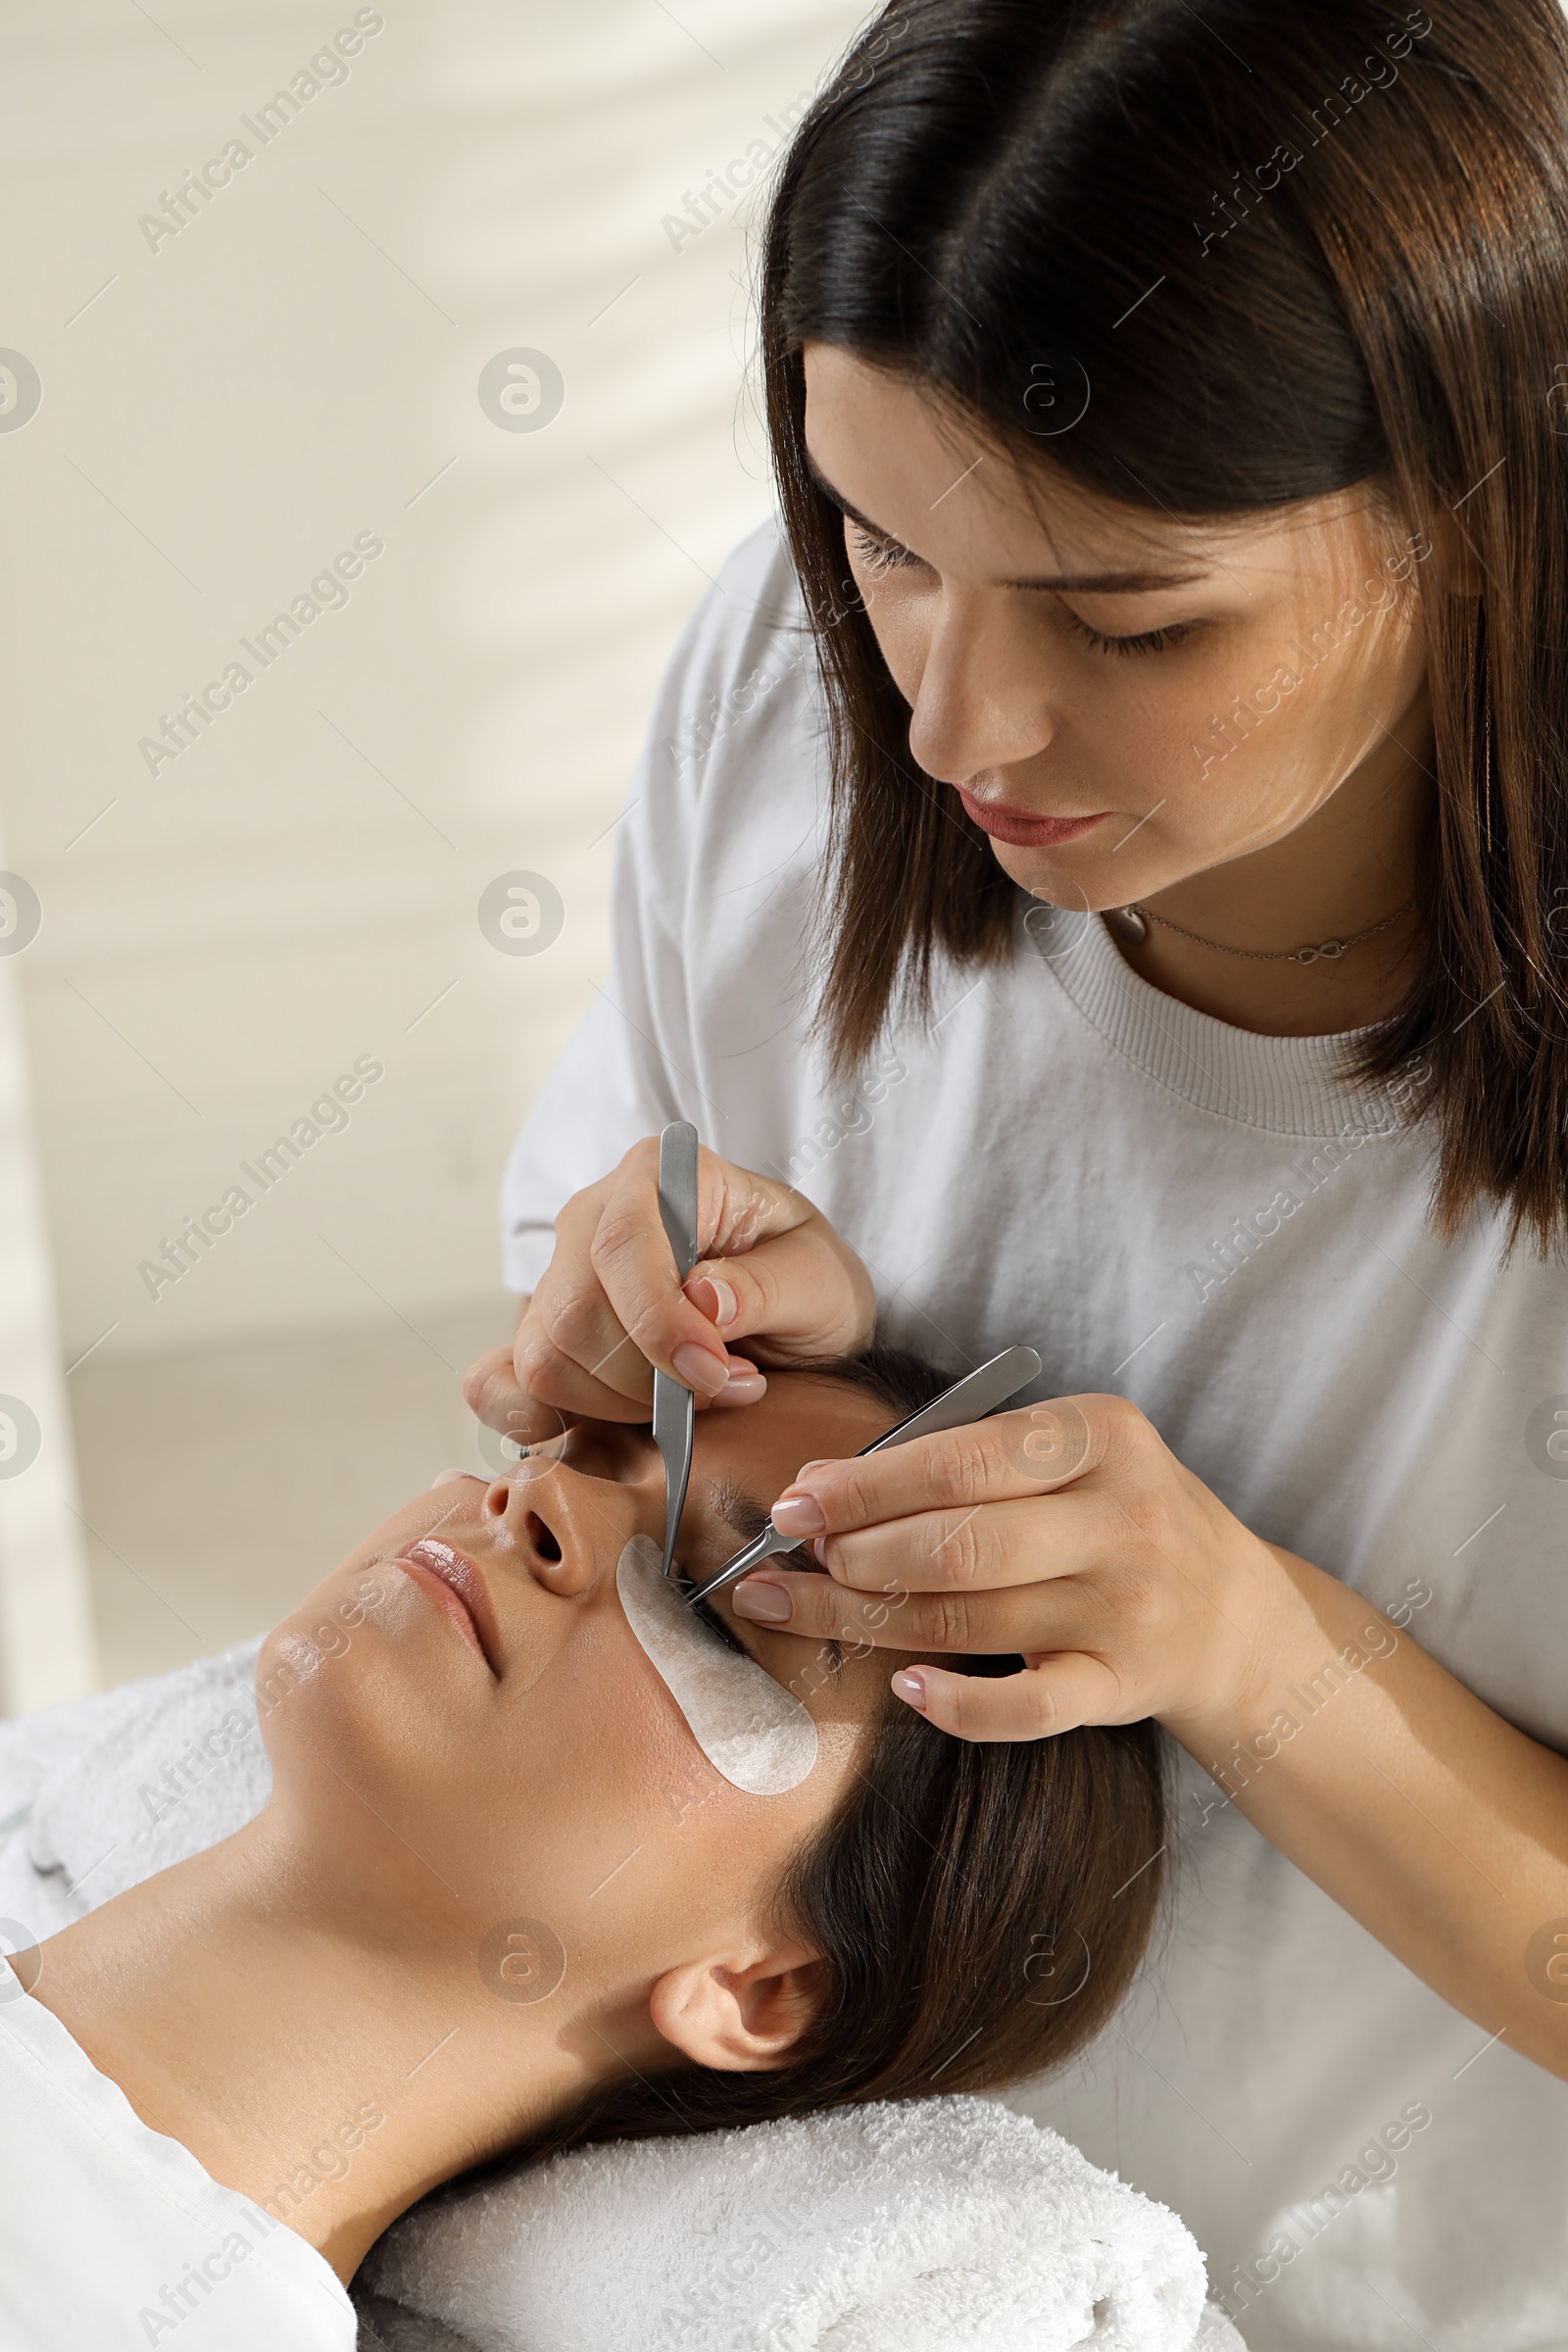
left=649, top=1943, right=825, bottom=2074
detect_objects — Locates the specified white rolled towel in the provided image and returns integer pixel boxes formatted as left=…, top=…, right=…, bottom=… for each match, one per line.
left=361, top=2093, right=1245, bottom=2352
left=0, top=1639, right=269, bottom=1936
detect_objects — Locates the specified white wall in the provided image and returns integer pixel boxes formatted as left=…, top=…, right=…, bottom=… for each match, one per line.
left=0, top=0, right=865, bottom=1702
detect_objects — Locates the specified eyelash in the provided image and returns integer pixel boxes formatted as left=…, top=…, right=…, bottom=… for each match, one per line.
left=847, top=522, right=1198, bottom=659
left=674, top=1565, right=749, bottom=1655
left=1062, top=613, right=1197, bottom=660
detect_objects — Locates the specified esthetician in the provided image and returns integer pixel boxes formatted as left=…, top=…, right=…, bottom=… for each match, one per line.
left=466, top=2, right=1568, bottom=2343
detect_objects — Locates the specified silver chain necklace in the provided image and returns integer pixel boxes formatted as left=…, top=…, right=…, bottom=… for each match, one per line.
left=1106, top=899, right=1416, bottom=965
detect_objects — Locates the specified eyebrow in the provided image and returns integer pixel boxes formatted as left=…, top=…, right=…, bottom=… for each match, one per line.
left=804, top=453, right=1209, bottom=595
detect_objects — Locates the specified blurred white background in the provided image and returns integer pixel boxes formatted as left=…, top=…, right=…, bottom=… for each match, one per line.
left=0, top=0, right=864, bottom=1711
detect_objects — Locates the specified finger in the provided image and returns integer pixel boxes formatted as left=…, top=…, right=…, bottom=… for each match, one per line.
left=462, top=1345, right=537, bottom=1436
left=525, top=1163, right=741, bottom=1414
left=891, top=1653, right=1125, bottom=1743
left=729, top=1562, right=1104, bottom=1655
left=586, top=1150, right=734, bottom=1396
left=514, top=1323, right=763, bottom=1429
left=767, top=1396, right=1109, bottom=1539
left=583, top=1141, right=824, bottom=1397
left=685, top=1222, right=875, bottom=1363
left=809, top=1491, right=1120, bottom=1597
left=462, top=1346, right=590, bottom=1445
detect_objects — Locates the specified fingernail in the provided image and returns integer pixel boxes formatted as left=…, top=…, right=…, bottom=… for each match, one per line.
left=892, top=1670, right=928, bottom=1713
left=732, top=1579, right=793, bottom=1625
left=770, top=1491, right=827, bottom=1536
left=687, top=1273, right=738, bottom=1329
left=812, top=1537, right=829, bottom=1568
left=672, top=1343, right=731, bottom=1397
left=715, top=1368, right=766, bottom=1404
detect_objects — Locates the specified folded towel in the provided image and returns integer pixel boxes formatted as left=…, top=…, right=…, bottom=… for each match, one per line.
left=0, top=1639, right=268, bottom=1936
left=1, top=1656, right=1244, bottom=2352
left=361, top=2096, right=1245, bottom=2352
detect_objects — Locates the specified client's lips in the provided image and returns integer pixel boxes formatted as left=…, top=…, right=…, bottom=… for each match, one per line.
left=392, top=1539, right=503, bottom=1677
left=956, top=789, right=1108, bottom=848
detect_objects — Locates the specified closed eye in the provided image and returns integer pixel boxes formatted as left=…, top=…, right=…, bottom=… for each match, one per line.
left=701, top=1479, right=844, bottom=1679
left=847, top=520, right=1200, bottom=657
left=850, top=520, right=926, bottom=579
left=1061, top=611, right=1200, bottom=658
left=672, top=1563, right=752, bottom=1656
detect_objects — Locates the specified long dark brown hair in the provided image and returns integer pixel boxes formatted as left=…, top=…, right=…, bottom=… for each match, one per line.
left=500, top=1348, right=1165, bottom=2169
left=761, top=0, right=1568, bottom=1252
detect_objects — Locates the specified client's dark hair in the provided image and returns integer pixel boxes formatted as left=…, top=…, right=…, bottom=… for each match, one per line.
left=518, top=1345, right=1166, bottom=2164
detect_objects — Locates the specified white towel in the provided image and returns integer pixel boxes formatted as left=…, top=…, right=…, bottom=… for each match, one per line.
left=0, top=1655, right=1244, bottom=2352
left=360, top=2096, right=1245, bottom=2352
left=0, top=1639, right=269, bottom=1936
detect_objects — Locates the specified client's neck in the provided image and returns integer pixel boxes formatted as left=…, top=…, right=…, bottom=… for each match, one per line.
left=27, top=1805, right=650, bottom=2278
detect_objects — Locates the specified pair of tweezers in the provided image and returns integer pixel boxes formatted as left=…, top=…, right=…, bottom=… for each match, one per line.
left=685, top=1342, right=1044, bottom=1606
left=654, top=1120, right=701, bottom=1581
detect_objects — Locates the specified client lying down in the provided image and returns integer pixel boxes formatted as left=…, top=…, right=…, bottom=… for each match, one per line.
left=0, top=1348, right=1165, bottom=2350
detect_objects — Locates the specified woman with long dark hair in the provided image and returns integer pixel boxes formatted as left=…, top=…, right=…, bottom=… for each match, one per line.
left=472, top=3, right=1568, bottom=2340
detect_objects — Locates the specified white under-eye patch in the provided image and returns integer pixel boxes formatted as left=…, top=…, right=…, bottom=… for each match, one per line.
left=616, top=1534, right=818, bottom=1796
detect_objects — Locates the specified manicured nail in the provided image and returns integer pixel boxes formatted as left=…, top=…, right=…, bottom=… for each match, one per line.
left=672, top=1343, right=731, bottom=1396
left=770, top=1491, right=827, bottom=1536
left=732, top=1579, right=793, bottom=1625
left=686, top=1273, right=738, bottom=1329
left=714, top=1367, right=767, bottom=1405
left=892, top=1669, right=928, bottom=1712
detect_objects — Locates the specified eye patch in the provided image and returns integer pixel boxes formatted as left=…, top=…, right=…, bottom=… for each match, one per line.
left=615, top=1534, right=818, bottom=1796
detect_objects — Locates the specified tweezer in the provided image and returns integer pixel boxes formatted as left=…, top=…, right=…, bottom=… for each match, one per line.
left=685, top=1343, right=1044, bottom=1606
left=653, top=1119, right=701, bottom=1581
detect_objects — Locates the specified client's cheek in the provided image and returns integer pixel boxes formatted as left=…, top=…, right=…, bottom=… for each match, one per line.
left=617, top=1536, right=818, bottom=1796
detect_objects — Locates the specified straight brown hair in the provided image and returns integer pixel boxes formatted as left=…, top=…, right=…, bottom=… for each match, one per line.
left=760, top=0, right=1568, bottom=1252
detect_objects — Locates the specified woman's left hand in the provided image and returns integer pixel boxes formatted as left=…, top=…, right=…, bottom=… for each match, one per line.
left=730, top=1394, right=1285, bottom=1745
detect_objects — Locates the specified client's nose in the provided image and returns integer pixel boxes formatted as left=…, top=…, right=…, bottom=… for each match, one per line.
left=478, top=1450, right=658, bottom=1597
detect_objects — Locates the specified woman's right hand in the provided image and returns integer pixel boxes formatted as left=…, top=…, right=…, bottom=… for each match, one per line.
left=462, top=1138, right=877, bottom=1446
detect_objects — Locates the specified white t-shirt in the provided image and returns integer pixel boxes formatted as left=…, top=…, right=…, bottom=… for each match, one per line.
left=0, top=1959, right=356, bottom=2351
left=502, top=517, right=1568, bottom=2352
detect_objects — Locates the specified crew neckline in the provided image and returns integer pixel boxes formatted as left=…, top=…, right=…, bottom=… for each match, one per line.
left=0, top=1958, right=356, bottom=2320
left=1019, top=901, right=1415, bottom=1142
